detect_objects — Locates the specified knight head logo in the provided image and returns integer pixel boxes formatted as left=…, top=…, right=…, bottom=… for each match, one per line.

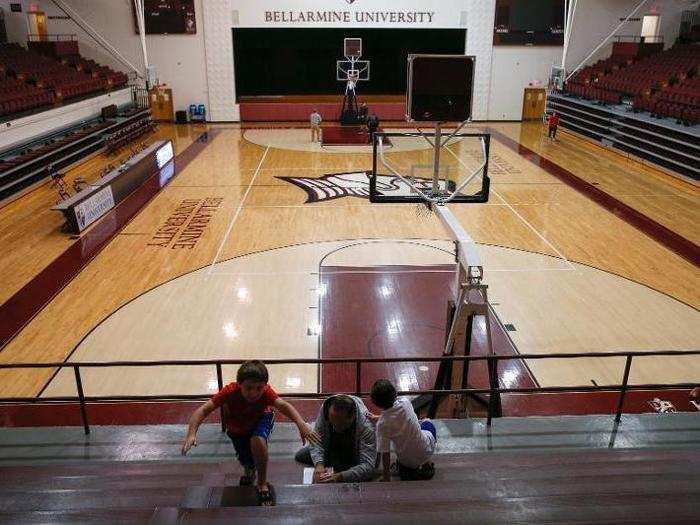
left=278, top=171, right=458, bottom=203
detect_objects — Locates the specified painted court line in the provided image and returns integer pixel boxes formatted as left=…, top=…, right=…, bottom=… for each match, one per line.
left=207, top=267, right=574, bottom=278
left=444, top=144, right=576, bottom=270
left=0, top=131, right=216, bottom=350
left=207, top=146, right=270, bottom=276
left=236, top=203, right=545, bottom=209
left=487, top=128, right=700, bottom=267
left=489, top=188, right=576, bottom=270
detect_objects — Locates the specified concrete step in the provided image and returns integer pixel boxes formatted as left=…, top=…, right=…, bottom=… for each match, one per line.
left=150, top=491, right=700, bottom=525
left=2, top=413, right=698, bottom=467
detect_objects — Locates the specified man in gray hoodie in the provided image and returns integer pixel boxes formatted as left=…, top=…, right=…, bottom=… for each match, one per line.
left=295, top=394, right=377, bottom=483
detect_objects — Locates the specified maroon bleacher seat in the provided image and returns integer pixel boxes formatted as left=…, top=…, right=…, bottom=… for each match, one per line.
left=0, top=42, right=129, bottom=119
left=567, top=43, right=700, bottom=124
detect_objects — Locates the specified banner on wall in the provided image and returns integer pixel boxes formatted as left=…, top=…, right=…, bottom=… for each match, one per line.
left=235, top=0, right=468, bottom=29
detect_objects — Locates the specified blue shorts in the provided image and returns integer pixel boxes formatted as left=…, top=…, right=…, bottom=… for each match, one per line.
left=226, top=412, right=274, bottom=469
left=420, top=420, right=437, bottom=442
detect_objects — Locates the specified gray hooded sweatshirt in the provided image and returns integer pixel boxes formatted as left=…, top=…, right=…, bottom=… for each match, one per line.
left=309, top=395, right=377, bottom=482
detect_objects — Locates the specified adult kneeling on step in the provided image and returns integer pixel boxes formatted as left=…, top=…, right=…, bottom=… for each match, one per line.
left=295, top=394, right=377, bottom=483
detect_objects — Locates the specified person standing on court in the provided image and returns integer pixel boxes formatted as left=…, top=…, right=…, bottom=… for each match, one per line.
left=367, top=112, right=380, bottom=144
left=310, top=108, right=322, bottom=143
left=359, top=102, right=369, bottom=123
left=548, top=111, right=560, bottom=140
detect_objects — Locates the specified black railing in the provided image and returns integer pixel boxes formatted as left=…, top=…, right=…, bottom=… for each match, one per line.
left=0, top=350, right=697, bottom=435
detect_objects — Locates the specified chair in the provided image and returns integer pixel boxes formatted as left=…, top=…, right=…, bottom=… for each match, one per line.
left=189, top=104, right=206, bottom=122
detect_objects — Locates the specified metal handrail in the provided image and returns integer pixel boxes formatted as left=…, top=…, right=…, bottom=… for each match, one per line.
left=613, top=35, right=665, bottom=43
left=1, top=349, right=698, bottom=368
left=0, top=349, right=697, bottom=434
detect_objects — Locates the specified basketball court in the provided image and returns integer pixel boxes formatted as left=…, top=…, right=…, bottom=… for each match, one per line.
left=0, top=117, right=697, bottom=413
left=0, top=0, right=698, bottom=424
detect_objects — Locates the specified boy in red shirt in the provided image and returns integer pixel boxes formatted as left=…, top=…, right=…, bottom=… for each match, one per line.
left=181, top=360, right=319, bottom=506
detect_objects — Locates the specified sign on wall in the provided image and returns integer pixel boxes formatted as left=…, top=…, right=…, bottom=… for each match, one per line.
left=235, top=0, right=468, bottom=28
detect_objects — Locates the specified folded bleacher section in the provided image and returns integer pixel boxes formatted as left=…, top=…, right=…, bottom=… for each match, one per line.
left=0, top=105, right=154, bottom=203
left=549, top=42, right=699, bottom=179
left=0, top=41, right=128, bottom=120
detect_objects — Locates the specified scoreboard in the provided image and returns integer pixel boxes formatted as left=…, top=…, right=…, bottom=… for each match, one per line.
left=494, top=0, right=565, bottom=46
left=134, top=0, right=196, bottom=35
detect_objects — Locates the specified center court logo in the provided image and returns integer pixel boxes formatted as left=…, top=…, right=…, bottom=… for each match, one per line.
left=277, top=171, right=455, bottom=203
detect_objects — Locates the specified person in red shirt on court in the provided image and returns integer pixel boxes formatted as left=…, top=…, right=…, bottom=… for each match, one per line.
left=548, top=111, right=560, bottom=140
left=181, top=360, right=320, bottom=506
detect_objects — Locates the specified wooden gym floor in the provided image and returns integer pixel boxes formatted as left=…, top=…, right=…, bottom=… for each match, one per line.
left=0, top=121, right=697, bottom=410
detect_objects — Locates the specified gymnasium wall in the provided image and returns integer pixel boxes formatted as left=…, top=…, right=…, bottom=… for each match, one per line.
left=0, top=0, right=691, bottom=123
left=10, top=0, right=210, bottom=114
left=232, top=28, right=467, bottom=97
left=565, top=0, right=687, bottom=72
left=204, top=0, right=496, bottom=121
left=488, top=46, right=562, bottom=120
left=0, top=0, right=30, bottom=44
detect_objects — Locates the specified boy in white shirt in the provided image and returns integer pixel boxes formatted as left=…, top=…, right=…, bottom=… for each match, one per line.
left=371, top=379, right=437, bottom=481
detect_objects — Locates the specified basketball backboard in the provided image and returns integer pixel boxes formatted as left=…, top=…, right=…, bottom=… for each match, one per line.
left=344, top=37, right=362, bottom=58
left=406, top=55, right=475, bottom=122
left=370, top=130, right=490, bottom=204
left=336, top=60, right=370, bottom=82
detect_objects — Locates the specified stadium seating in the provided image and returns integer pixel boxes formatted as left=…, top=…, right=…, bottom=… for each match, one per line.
left=0, top=106, right=153, bottom=202
left=0, top=42, right=128, bottom=120
left=0, top=447, right=698, bottom=523
left=565, top=43, right=700, bottom=124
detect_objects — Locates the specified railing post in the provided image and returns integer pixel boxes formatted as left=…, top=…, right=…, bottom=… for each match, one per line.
left=486, top=355, right=501, bottom=427
left=615, top=355, right=633, bottom=423
left=73, top=365, right=90, bottom=435
left=216, top=363, right=225, bottom=432
left=355, top=362, right=362, bottom=396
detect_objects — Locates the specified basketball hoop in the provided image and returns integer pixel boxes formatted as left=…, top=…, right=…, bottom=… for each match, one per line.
left=375, top=127, right=489, bottom=206
left=370, top=55, right=489, bottom=206
left=337, top=38, right=370, bottom=125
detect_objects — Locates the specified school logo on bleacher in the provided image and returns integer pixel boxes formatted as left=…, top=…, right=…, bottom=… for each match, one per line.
left=278, top=171, right=447, bottom=203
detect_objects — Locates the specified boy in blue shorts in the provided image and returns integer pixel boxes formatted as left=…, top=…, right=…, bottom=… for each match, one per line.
left=182, top=360, right=319, bottom=505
